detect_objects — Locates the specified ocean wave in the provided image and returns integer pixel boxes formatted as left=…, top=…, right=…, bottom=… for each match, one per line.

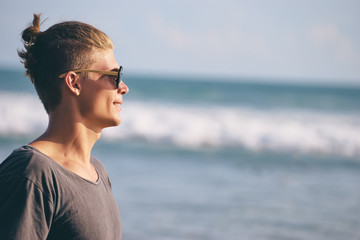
left=1, top=92, right=359, bottom=158
left=105, top=102, right=360, bottom=158
left=0, top=92, right=48, bottom=136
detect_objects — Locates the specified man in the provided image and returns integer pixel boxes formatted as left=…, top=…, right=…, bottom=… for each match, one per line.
left=0, top=14, right=128, bottom=239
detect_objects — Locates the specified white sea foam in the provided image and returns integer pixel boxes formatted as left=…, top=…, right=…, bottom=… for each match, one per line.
left=1, top=92, right=359, bottom=158
left=0, top=92, right=47, bottom=136
left=105, top=101, right=360, bottom=158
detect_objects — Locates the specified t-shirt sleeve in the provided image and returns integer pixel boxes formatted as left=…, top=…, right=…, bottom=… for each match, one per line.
left=0, top=175, right=54, bottom=240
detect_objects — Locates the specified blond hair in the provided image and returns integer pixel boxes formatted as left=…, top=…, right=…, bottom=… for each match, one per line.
left=18, top=14, right=114, bottom=113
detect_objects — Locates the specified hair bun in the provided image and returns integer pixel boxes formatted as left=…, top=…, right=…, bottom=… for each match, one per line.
left=21, top=14, right=41, bottom=44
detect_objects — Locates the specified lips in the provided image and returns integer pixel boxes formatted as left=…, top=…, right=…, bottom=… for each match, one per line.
left=113, top=101, right=122, bottom=111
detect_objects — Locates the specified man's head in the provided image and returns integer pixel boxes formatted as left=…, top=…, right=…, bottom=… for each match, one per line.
left=18, top=14, right=114, bottom=113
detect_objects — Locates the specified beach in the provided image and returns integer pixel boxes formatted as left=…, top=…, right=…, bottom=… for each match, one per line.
left=1, top=68, right=360, bottom=239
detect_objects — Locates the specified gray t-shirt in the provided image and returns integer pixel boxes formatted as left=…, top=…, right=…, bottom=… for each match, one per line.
left=0, top=145, right=121, bottom=240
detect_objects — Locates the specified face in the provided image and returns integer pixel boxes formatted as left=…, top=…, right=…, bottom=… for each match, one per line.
left=77, top=49, right=129, bottom=131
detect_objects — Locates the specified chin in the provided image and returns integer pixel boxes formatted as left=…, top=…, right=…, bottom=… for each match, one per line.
left=114, top=118, right=122, bottom=126
left=111, top=116, right=122, bottom=126
left=100, top=116, right=122, bottom=129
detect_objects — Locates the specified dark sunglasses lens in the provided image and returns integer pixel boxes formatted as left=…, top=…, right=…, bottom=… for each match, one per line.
left=116, top=66, right=123, bottom=88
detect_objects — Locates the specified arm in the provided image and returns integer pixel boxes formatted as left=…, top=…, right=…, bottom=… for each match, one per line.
left=0, top=176, right=53, bottom=240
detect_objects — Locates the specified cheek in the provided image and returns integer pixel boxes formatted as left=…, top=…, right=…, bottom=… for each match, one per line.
left=78, top=82, right=115, bottom=116
left=78, top=90, right=102, bottom=115
left=88, top=91, right=114, bottom=114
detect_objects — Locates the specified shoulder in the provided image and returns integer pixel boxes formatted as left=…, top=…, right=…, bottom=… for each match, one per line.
left=0, top=145, right=58, bottom=201
left=0, top=145, right=55, bottom=179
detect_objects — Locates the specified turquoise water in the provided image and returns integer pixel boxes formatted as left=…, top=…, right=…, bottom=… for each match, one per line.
left=1, top=68, right=360, bottom=239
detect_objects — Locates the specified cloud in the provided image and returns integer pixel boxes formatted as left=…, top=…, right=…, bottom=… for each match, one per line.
left=309, top=24, right=355, bottom=61
left=147, top=13, right=269, bottom=59
left=4, top=0, right=359, bottom=82
left=148, top=14, right=196, bottom=49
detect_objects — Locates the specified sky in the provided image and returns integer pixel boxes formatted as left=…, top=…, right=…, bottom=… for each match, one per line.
left=0, top=0, right=359, bottom=85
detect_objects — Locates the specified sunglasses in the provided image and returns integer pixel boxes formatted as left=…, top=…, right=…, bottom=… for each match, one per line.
left=58, top=66, right=123, bottom=89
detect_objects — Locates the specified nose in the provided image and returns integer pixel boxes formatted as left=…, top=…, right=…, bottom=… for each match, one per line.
left=118, top=81, right=129, bottom=95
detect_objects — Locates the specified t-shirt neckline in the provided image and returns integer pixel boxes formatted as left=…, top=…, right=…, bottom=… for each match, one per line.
left=24, top=145, right=101, bottom=185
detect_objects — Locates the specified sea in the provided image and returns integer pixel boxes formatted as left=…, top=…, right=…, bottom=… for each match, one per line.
left=0, top=68, right=359, bottom=240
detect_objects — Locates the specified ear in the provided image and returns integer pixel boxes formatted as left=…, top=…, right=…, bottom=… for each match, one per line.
left=64, top=72, right=81, bottom=96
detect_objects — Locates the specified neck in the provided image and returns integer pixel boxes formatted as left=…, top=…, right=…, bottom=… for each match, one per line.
left=30, top=109, right=101, bottom=165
